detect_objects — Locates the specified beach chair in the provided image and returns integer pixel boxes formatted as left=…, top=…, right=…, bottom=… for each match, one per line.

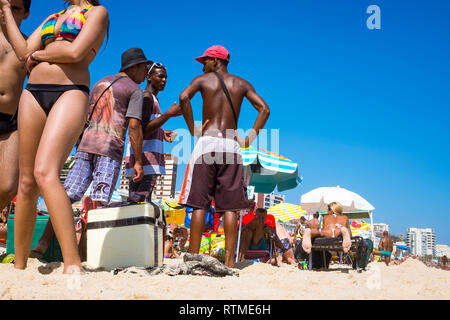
left=243, top=236, right=277, bottom=265
left=307, top=236, right=365, bottom=271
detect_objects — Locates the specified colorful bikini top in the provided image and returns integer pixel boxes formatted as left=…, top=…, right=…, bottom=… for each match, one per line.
left=41, top=4, right=93, bottom=46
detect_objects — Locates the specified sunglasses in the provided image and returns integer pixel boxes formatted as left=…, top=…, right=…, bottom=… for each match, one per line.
left=147, top=62, right=166, bottom=76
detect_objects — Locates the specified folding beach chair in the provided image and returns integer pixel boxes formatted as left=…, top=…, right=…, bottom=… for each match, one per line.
left=307, top=236, right=365, bottom=271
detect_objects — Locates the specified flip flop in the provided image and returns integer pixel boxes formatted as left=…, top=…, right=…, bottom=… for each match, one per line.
left=29, top=249, right=44, bottom=259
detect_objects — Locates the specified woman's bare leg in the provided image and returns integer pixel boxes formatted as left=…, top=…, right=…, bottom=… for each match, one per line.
left=302, top=228, right=313, bottom=254
left=14, top=91, right=47, bottom=270
left=34, top=90, right=88, bottom=274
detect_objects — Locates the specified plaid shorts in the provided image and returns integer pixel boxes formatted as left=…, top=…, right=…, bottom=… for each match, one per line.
left=64, top=151, right=121, bottom=203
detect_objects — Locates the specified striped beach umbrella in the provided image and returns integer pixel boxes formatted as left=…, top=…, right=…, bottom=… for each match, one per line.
left=267, top=203, right=308, bottom=222
left=241, top=146, right=302, bottom=193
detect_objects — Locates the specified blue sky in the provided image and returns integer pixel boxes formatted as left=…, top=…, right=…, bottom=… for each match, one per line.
left=23, top=1, right=450, bottom=244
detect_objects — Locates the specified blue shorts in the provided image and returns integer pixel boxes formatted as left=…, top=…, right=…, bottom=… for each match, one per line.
left=64, top=151, right=121, bottom=203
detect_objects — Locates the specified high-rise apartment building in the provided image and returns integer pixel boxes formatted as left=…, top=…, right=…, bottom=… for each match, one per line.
left=255, top=193, right=285, bottom=209
left=373, top=223, right=389, bottom=236
left=153, top=154, right=178, bottom=199
left=406, top=228, right=436, bottom=257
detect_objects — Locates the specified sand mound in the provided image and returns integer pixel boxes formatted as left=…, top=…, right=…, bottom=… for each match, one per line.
left=0, top=255, right=449, bottom=300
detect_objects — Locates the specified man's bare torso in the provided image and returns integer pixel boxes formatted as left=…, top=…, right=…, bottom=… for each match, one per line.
left=0, top=32, right=27, bottom=115
left=380, top=237, right=393, bottom=252
left=307, top=218, right=320, bottom=230
left=197, top=72, right=250, bottom=132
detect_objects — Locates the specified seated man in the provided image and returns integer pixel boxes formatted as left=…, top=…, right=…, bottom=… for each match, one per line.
left=275, top=222, right=297, bottom=265
left=371, top=231, right=394, bottom=266
left=238, top=208, right=284, bottom=262
left=302, top=202, right=352, bottom=254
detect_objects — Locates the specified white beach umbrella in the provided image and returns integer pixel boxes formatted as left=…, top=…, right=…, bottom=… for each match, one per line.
left=300, top=186, right=375, bottom=213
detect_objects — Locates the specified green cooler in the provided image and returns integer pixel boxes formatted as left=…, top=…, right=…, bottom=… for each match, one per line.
left=6, top=214, right=63, bottom=262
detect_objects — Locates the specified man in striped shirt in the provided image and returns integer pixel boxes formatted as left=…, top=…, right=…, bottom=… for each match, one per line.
left=124, top=63, right=181, bottom=203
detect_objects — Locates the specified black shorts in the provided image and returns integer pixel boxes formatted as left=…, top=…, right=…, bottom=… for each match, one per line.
left=0, top=112, right=17, bottom=135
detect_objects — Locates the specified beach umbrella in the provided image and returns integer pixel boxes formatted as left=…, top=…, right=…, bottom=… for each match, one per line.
left=300, top=186, right=375, bottom=213
left=396, top=245, right=409, bottom=251
left=241, top=146, right=302, bottom=194
left=267, top=203, right=308, bottom=222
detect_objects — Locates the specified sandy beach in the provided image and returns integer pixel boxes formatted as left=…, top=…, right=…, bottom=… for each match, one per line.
left=1, top=244, right=448, bottom=300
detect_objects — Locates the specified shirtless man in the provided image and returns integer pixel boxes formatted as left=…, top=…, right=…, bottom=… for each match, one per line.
left=0, top=0, right=30, bottom=210
left=302, top=202, right=352, bottom=254
left=179, top=45, right=270, bottom=268
left=371, top=231, right=394, bottom=266
left=238, top=208, right=283, bottom=262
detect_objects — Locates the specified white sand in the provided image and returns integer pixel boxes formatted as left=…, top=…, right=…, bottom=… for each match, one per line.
left=0, top=245, right=448, bottom=300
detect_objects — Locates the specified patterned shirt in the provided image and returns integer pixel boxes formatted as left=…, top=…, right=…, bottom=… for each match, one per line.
left=78, top=75, right=143, bottom=162
left=124, top=91, right=166, bottom=177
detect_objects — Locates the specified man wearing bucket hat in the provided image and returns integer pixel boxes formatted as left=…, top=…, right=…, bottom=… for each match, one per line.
left=30, top=48, right=150, bottom=259
left=179, top=45, right=270, bottom=268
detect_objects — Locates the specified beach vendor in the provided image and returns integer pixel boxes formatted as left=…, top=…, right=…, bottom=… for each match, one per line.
left=371, top=231, right=394, bottom=266
left=302, top=202, right=352, bottom=254
left=178, top=45, right=270, bottom=268
left=124, top=62, right=181, bottom=203
left=30, top=48, right=149, bottom=259
left=0, top=0, right=31, bottom=211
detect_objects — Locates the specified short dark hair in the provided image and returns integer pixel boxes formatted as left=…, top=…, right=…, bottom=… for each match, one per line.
left=300, top=216, right=306, bottom=221
left=383, top=231, right=389, bottom=236
left=148, top=65, right=167, bottom=77
left=313, top=213, right=320, bottom=219
left=255, top=208, right=267, bottom=215
left=22, top=0, right=31, bottom=13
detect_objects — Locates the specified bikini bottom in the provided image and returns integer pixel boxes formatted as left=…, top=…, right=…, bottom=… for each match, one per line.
left=25, top=84, right=90, bottom=116
left=0, top=111, right=17, bottom=135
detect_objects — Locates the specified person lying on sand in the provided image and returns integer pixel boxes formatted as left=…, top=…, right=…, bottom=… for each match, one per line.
left=302, top=202, right=352, bottom=254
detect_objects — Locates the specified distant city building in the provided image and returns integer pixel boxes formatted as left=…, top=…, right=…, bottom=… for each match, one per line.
left=255, top=193, right=285, bottom=209
left=406, top=228, right=436, bottom=257
left=60, top=156, right=75, bottom=185
left=153, top=154, right=178, bottom=199
left=373, top=223, right=389, bottom=236
left=119, top=159, right=129, bottom=192
left=435, top=244, right=450, bottom=258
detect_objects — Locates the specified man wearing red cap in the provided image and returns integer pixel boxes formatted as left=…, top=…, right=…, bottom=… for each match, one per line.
left=179, top=45, right=270, bottom=268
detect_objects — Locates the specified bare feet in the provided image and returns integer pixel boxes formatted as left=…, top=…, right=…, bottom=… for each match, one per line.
left=63, top=265, right=85, bottom=275
left=302, top=228, right=312, bottom=254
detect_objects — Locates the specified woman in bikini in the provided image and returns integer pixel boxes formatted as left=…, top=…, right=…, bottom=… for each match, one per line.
left=0, top=0, right=109, bottom=273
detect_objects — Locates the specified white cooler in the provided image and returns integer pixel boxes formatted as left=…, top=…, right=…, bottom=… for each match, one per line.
left=86, top=203, right=164, bottom=270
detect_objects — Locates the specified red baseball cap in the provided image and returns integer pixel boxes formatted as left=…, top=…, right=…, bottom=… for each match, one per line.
left=195, top=45, right=230, bottom=64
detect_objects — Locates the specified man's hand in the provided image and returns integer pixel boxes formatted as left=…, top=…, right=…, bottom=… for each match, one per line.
left=133, top=162, right=144, bottom=183
left=167, top=102, right=182, bottom=117
left=0, top=0, right=11, bottom=10
left=164, top=131, right=177, bottom=143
